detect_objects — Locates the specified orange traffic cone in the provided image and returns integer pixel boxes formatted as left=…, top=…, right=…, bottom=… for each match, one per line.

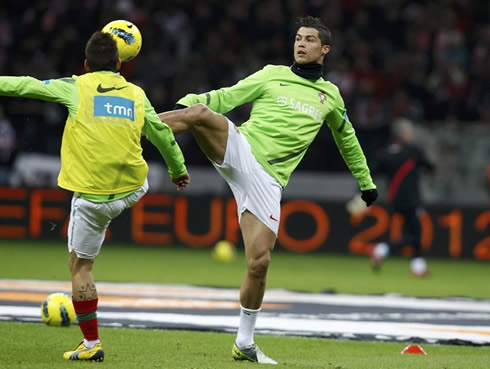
left=401, top=344, right=427, bottom=355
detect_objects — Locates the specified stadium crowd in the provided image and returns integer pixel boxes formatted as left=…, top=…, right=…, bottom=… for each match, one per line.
left=0, top=0, right=488, bottom=177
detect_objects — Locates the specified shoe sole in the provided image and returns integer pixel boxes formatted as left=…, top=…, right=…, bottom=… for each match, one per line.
left=65, top=350, right=105, bottom=361
left=233, top=346, right=255, bottom=362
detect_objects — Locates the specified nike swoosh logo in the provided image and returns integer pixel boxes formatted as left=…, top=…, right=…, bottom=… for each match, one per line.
left=279, top=83, right=290, bottom=86
left=269, top=214, right=278, bottom=221
left=97, top=84, right=129, bottom=93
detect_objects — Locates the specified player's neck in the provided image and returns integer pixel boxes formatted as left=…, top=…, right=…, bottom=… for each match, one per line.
left=291, top=61, right=323, bottom=80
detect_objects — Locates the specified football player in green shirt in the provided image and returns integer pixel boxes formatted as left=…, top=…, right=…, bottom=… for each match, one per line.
left=0, top=32, right=190, bottom=361
left=159, top=16, right=377, bottom=364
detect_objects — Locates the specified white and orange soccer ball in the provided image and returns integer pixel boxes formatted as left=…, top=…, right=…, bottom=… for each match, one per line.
left=102, top=20, right=142, bottom=62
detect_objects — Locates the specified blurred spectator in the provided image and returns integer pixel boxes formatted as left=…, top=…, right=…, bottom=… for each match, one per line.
left=487, top=165, right=490, bottom=203
left=0, top=0, right=488, bottom=170
left=0, top=106, right=16, bottom=185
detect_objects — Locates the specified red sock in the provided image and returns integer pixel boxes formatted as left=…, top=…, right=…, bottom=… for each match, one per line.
left=73, top=298, right=99, bottom=341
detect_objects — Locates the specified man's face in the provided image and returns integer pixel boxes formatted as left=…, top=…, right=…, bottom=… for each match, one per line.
left=294, top=27, right=330, bottom=64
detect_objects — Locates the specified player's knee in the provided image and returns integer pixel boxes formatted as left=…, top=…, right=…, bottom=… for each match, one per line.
left=247, top=252, right=271, bottom=279
left=71, top=256, right=94, bottom=275
left=187, top=103, right=213, bottom=125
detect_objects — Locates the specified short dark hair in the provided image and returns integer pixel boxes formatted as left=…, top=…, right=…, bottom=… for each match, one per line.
left=85, top=31, right=119, bottom=72
left=297, top=16, right=331, bottom=45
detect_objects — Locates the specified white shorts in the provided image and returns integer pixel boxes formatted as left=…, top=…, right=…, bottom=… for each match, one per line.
left=67, top=180, right=149, bottom=259
left=212, top=120, right=282, bottom=235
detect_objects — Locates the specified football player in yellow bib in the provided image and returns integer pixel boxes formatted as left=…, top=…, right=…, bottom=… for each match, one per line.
left=0, top=31, right=190, bottom=361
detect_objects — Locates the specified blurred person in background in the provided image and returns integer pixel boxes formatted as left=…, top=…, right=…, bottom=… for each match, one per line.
left=159, top=16, right=377, bottom=364
left=0, top=31, right=190, bottom=361
left=0, top=105, right=17, bottom=186
left=486, top=165, right=490, bottom=203
left=370, top=118, right=435, bottom=277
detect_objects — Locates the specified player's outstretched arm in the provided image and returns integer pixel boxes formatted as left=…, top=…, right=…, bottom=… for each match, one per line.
left=0, top=76, right=75, bottom=107
left=143, top=96, right=189, bottom=187
left=325, top=93, right=376, bottom=195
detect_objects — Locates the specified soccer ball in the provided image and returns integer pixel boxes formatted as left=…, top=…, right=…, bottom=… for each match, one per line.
left=212, top=240, right=237, bottom=263
left=102, top=20, right=142, bottom=62
left=40, top=293, right=76, bottom=327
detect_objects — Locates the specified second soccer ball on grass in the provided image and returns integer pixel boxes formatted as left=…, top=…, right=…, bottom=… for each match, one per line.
left=212, top=240, right=237, bottom=263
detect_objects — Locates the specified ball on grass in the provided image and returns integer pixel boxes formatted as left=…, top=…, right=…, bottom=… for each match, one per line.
left=212, top=240, right=236, bottom=263
left=40, top=292, right=76, bottom=326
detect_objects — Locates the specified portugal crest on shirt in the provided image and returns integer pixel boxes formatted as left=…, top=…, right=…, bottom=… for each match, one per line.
left=318, top=92, right=327, bottom=104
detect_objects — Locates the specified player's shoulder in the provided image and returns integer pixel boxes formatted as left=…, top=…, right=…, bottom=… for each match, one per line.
left=64, top=75, right=78, bottom=83
left=126, top=80, right=142, bottom=91
left=120, top=77, right=144, bottom=93
left=260, top=64, right=290, bottom=75
left=39, top=75, right=77, bottom=90
left=263, top=64, right=288, bottom=71
left=321, top=78, right=341, bottom=95
left=48, top=75, right=78, bottom=84
left=126, top=80, right=150, bottom=101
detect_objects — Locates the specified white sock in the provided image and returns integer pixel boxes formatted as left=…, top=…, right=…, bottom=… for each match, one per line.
left=83, top=338, right=100, bottom=349
left=235, top=305, right=261, bottom=348
left=374, top=242, right=390, bottom=259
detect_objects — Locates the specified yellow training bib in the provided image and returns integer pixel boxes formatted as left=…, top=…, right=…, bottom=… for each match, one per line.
left=58, top=72, right=147, bottom=194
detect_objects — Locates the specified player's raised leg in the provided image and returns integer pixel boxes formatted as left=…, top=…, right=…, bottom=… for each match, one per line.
left=158, top=103, right=228, bottom=165
left=232, top=210, right=277, bottom=365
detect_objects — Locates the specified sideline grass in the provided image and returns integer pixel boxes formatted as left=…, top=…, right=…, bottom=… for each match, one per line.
left=1, top=240, right=489, bottom=368
left=1, top=322, right=489, bottom=369
left=0, top=240, right=489, bottom=298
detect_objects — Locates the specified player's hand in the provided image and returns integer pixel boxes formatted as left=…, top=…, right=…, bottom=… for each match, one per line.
left=361, top=188, right=378, bottom=207
left=172, top=173, right=190, bottom=191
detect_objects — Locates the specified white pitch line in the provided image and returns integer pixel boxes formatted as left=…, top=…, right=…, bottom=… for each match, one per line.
left=1, top=306, right=489, bottom=344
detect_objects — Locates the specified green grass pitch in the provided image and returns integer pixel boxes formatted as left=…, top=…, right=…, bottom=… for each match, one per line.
left=0, top=239, right=489, bottom=368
